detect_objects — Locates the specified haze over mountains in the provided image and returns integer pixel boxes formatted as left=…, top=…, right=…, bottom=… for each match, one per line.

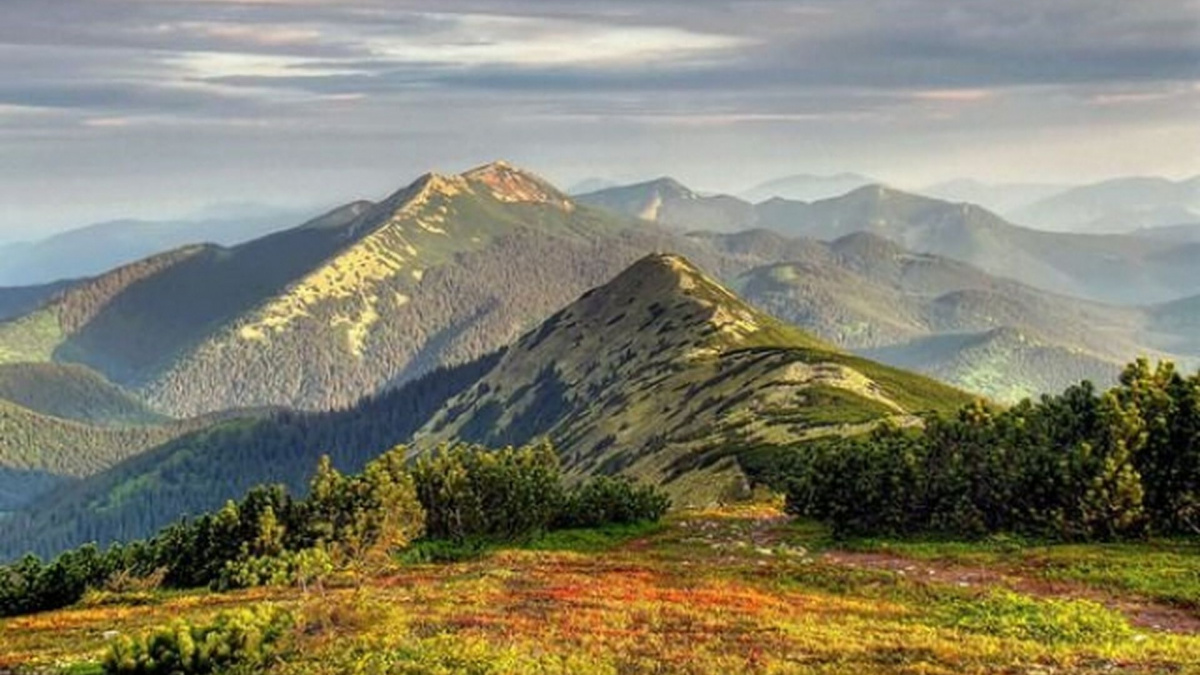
left=0, top=206, right=313, bottom=287
left=740, top=173, right=877, bottom=204
left=582, top=179, right=1200, bottom=305
left=1011, top=175, right=1200, bottom=234
left=920, top=179, right=1070, bottom=215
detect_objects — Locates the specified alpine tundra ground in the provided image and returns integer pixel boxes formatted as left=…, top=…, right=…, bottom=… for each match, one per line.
left=4, top=504, right=1198, bottom=675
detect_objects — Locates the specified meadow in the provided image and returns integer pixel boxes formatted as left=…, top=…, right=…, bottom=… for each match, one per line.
left=4, top=505, right=1198, bottom=675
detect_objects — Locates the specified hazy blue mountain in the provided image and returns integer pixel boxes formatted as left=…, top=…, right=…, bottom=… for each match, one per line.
left=577, top=178, right=756, bottom=232
left=741, top=173, right=876, bottom=203
left=1130, top=222, right=1200, bottom=244
left=922, top=179, right=1070, bottom=215
left=749, top=185, right=1200, bottom=305
left=1011, top=175, right=1200, bottom=234
left=0, top=206, right=315, bottom=286
left=567, top=177, right=620, bottom=195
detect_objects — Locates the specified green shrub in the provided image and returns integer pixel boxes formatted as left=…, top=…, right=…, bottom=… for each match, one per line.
left=763, top=362, right=1200, bottom=540
left=411, top=443, right=566, bottom=541
left=557, top=476, right=671, bottom=529
left=102, top=605, right=294, bottom=674
left=218, top=547, right=334, bottom=590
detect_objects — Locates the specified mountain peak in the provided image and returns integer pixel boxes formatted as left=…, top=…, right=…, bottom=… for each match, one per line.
left=460, top=161, right=572, bottom=209
left=611, top=252, right=730, bottom=302
left=570, top=253, right=815, bottom=352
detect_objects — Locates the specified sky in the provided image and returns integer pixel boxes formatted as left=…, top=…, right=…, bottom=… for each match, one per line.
left=1, top=0, right=1198, bottom=238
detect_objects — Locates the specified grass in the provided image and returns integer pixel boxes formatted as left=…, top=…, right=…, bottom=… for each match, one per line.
left=3, top=508, right=1198, bottom=674
left=845, top=535, right=1200, bottom=610
left=939, top=590, right=1133, bottom=645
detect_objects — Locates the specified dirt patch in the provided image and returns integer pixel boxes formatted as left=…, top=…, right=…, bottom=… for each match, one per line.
left=823, top=550, right=1200, bottom=635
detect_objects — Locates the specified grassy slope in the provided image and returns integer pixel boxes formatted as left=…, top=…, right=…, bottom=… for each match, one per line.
left=4, top=507, right=1197, bottom=674
left=420, top=254, right=975, bottom=506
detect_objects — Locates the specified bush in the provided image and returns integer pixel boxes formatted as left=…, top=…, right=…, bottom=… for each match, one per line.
left=0, top=441, right=673, bottom=619
left=218, top=547, right=334, bottom=591
left=411, top=443, right=566, bottom=541
left=102, top=605, right=294, bottom=674
left=557, top=476, right=671, bottom=529
left=766, top=362, right=1200, bottom=540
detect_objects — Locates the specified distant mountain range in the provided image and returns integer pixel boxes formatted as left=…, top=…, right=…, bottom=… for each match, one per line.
left=577, top=177, right=756, bottom=233
left=740, top=173, right=876, bottom=203
left=920, top=179, right=1069, bottom=215
left=1011, top=175, right=1200, bottom=234
left=0, top=206, right=313, bottom=287
left=581, top=179, right=1200, bottom=305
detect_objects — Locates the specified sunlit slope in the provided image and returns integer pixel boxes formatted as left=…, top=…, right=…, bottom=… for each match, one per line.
left=418, top=253, right=974, bottom=503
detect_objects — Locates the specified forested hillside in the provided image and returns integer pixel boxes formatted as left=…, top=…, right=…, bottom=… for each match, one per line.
left=0, top=280, right=75, bottom=322
left=0, top=355, right=498, bottom=559
left=0, top=363, right=164, bottom=425
left=0, top=400, right=202, bottom=512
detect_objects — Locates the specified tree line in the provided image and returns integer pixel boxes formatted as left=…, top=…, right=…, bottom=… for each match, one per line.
left=748, top=359, right=1199, bottom=539
left=0, top=442, right=669, bottom=618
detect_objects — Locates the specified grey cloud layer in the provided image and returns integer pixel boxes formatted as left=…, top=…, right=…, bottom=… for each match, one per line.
left=0, top=0, right=1197, bottom=233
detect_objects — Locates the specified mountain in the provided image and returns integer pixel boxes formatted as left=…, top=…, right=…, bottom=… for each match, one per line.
left=0, top=163, right=676, bottom=416
left=1147, top=295, right=1200, bottom=353
left=752, top=185, right=1200, bottom=305
left=576, top=178, right=755, bottom=232
left=718, top=231, right=1188, bottom=401
left=0, top=207, right=314, bottom=287
left=921, top=179, right=1069, bottom=215
left=1011, top=176, right=1200, bottom=234
left=741, top=173, right=876, bottom=204
left=414, top=254, right=974, bottom=503
left=0, top=363, right=165, bottom=426
left=0, top=256, right=973, bottom=559
left=567, top=177, right=619, bottom=195
left=3, top=165, right=1193, bottom=422
left=1131, top=222, right=1200, bottom=244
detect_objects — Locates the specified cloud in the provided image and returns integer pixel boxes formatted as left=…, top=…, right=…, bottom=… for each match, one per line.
left=910, top=89, right=994, bottom=103
left=0, top=0, right=1197, bottom=232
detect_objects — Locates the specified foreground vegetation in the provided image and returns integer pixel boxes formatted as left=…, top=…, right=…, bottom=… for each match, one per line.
left=748, top=359, right=1200, bottom=540
left=2, top=507, right=1197, bottom=674
left=0, top=443, right=669, bottom=619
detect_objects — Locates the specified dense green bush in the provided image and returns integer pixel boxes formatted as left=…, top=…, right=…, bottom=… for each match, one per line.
left=102, top=605, right=294, bottom=674
left=768, top=360, right=1200, bottom=540
left=218, top=547, right=334, bottom=591
left=557, top=476, right=672, bottom=529
left=411, top=443, right=565, bottom=541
